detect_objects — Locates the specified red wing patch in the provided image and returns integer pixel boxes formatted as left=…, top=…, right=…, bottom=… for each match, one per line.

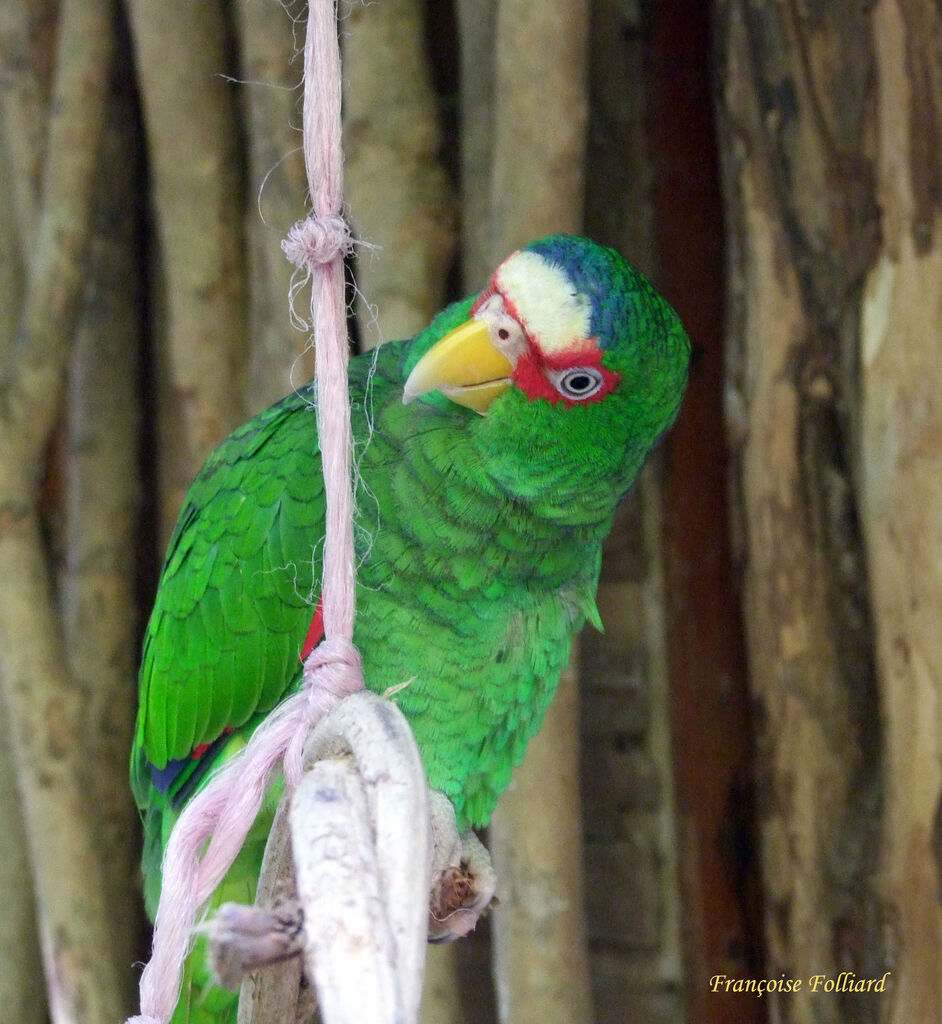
left=300, top=598, right=325, bottom=662
left=191, top=725, right=234, bottom=760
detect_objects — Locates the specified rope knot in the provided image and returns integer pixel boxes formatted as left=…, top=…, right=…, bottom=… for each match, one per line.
left=279, top=638, right=364, bottom=789
left=303, top=636, right=363, bottom=702
left=282, top=214, right=353, bottom=271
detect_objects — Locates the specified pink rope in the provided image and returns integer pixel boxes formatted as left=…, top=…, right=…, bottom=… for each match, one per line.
left=126, top=2, right=363, bottom=1021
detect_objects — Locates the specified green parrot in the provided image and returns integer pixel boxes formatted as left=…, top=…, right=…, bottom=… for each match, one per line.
left=132, top=234, right=690, bottom=1022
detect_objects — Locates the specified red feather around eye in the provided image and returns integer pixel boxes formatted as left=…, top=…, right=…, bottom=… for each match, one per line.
left=512, top=345, right=620, bottom=407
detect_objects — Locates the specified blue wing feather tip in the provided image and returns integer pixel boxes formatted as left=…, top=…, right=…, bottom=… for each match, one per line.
left=149, top=756, right=188, bottom=793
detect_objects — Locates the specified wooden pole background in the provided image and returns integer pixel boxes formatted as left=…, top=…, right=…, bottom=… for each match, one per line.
left=3, top=1, right=941, bottom=1021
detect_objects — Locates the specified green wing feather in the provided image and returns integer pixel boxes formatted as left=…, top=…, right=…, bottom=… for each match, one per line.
left=134, top=385, right=325, bottom=782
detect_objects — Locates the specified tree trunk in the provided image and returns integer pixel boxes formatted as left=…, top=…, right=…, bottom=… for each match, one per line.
left=456, top=0, right=497, bottom=292
left=124, top=0, right=246, bottom=532
left=342, top=0, right=455, bottom=348
left=61, top=62, right=144, bottom=1002
left=0, top=115, right=46, bottom=1024
left=0, top=0, right=56, bottom=251
left=716, top=1, right=885, bottom=1020
left=486, top=3, right=595, bottom=1023
left=0, top=1, right=131, bottom=1019
left=859, top=1, right=942, bottom=1019
left=235, top=0, right=315, bottom=412
left=0, top=700, right=45, bottom=1024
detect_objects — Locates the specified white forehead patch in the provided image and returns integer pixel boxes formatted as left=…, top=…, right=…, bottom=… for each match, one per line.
left=495, top=250, right=592, bottom=356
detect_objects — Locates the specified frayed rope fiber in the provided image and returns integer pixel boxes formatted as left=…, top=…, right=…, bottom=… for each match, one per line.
left=125, top=2, right=364, bottom=1022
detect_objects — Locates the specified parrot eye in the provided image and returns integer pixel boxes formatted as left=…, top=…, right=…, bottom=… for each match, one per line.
left=552, top=366, right=606, bottom=400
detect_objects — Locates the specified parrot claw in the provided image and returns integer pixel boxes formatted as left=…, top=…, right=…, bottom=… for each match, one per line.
left=427, top=790, right=497, bottom=942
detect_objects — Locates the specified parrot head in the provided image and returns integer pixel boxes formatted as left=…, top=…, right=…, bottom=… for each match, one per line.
left=403, top=234, right=690, bottom=521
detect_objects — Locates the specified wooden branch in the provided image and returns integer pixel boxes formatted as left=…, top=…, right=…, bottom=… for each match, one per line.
left=0, top=101, right=24, bottom=453
left=208, top=693, right=497, bottom=1024
left=0, top=46, right=46, bottom=1024
left=0, top=118, right=45, bottom=1024
left=716, top=0, right=886, bottom=1018
left=0, top=691, right=46, bottom=1023
left=220, top=692, right=428, bottom=1024
left=0, top=529, right=132, bottom=1024
left=293, top=756, right=405, bottom=1023
left=456, top=0, right=497, bottom=290
left=0, top=0, right=56, bottom=257
left=234, top=1, right=314, bottom=411
left=342, top=0, right=455, bottom=347
left=485, top=3, right=595, bottom=1022
left=233, top=797, right=308, bottom=1024
left=489, top=658, right=595, bottom=1024
left=60, top=65, right=144, bottom=1002
left=297, top=692, right=431, bottom=1023
left=489, top=0, right=589, bottom=251
left=124, top=0, right=246, bottom=533
left=0, top=0, right=113, bottom=464
left=0, top=1, right=129, bottom=1021
left=860, top=1, right=942, bottom=1019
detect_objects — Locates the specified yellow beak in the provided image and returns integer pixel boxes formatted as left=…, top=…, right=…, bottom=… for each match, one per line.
left=402, top=318, right=514, bottom=415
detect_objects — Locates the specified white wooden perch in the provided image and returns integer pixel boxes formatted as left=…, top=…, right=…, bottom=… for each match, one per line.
left=206, top=691, right=497, bottom=1024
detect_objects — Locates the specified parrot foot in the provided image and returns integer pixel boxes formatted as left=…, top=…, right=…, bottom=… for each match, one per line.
left=206, top=696, right=498, bottom=1018
left=427, top=790, right=497, bottom=942
left=206, top=897, right=304, bottom=990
